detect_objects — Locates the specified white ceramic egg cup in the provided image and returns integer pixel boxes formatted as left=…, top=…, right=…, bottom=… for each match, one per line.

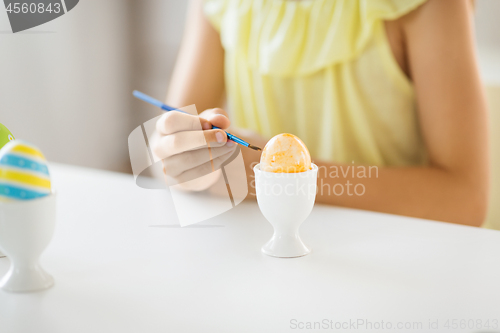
left=254, top=163, right=318, bottom=258
left=0, top=193, right=56, bottom=292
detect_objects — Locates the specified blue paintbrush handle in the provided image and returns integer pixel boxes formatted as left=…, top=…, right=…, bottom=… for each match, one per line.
left=133, top=90, right=252, bottom=148
left=220, top=129, right=250, bottom=147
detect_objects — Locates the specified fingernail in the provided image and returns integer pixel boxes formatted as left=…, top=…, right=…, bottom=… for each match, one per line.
left=216, top=132, right=225, bottom=143
left=226, top=140, right=235, bottom=147
left=202, top=122, right=211, bottom=130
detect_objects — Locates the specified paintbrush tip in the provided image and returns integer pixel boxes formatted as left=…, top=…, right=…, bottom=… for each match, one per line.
left=248, top=144, right=262, bottom=151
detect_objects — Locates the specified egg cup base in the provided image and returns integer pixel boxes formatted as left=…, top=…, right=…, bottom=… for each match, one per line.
left=0, top=264, right=54, bottom=293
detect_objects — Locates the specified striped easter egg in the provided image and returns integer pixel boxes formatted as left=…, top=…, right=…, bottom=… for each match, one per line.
left=0, top=140, right=51, bottom=201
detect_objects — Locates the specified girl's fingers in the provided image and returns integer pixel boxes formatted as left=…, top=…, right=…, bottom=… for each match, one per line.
left=156, top=108, right=231, bottom=135
left=163, top=144, right=237, bottom=177
left=156, top=111, right=211, bottom=135
left=153, top=129, right=228, bottom=159
left=200, top=108, right=231, bottom=130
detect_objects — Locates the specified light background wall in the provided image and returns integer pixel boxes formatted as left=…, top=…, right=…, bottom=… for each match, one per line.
left=0, top=0, right=499, bottom=228
left=0, top=0, right=133, bottom=172
left=0, top=0, right=190, bottom=173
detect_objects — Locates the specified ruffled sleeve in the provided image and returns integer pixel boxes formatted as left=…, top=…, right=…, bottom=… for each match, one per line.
left=203, top=0, right=228, bottom=32
left=204, top=0, right=427, bottom=77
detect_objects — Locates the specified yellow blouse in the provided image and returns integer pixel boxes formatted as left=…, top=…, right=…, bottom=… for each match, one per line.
left=204, top=0, right=428, bottom=166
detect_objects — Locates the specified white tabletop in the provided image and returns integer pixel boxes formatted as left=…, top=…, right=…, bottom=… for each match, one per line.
left=1, top=164, right=499, bottom=333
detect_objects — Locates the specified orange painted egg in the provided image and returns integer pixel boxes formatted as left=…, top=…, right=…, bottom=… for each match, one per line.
left=260, top=133, right=311, bottom=173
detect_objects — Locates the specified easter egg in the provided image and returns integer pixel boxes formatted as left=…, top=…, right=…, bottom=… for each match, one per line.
left=0, top=123, right=15, bottom=150
left=260, top=133, right=311, bottom=173
left=0, top=140, right=51, bottom=201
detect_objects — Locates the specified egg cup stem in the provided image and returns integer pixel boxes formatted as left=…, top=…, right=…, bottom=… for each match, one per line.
left=261, top=229, right=310, bottom=258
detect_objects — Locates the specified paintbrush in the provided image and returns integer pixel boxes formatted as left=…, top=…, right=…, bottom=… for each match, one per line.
left=133, top=90, right=261, bottom=151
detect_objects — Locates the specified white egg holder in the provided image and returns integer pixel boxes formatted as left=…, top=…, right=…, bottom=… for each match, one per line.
left=254, top=163, right=318, bottom=258
left=0, top=192, right=56, bottom=292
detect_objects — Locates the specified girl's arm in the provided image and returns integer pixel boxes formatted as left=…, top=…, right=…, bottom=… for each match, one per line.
left=166, top=0, right=225, bottom=111
left=314, top=0, right=489, bottom=226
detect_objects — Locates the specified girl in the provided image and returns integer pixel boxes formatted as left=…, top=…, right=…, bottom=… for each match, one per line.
left=153, top=0, right=489, bottom=226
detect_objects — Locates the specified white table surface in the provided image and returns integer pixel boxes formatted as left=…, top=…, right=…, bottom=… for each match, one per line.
left=1, top=164, right=499, bottom=333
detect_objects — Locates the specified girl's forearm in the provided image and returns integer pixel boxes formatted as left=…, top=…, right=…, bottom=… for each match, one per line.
left=314, top=161, right=488, bottom=227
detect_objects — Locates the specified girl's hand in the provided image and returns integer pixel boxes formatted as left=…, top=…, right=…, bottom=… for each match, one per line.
left=152, top=108, right=237, bottom=188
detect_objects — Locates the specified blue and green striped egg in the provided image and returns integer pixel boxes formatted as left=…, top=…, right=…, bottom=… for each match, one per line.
left=0, top=139, right=51, bottom=201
